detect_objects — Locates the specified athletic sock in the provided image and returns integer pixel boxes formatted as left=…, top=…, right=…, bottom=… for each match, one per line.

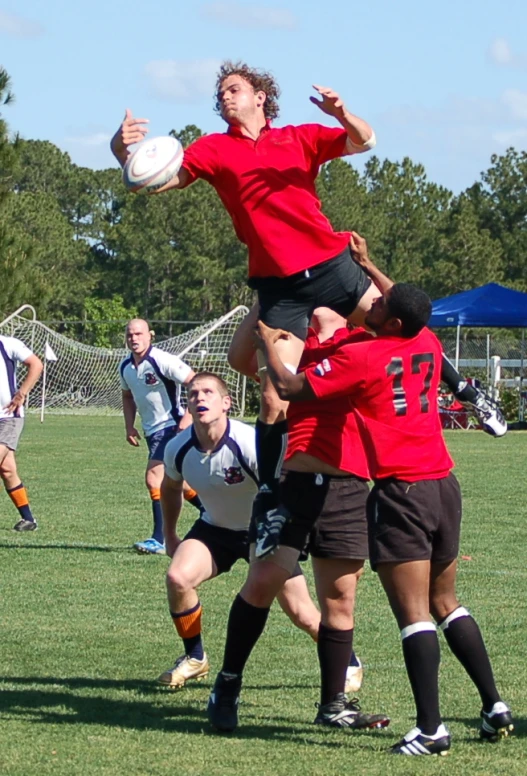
left=150, top=488, right=164, bottom=543
left=401, top=622, right=442, bottom=735
left=318, top=624, right=353, bottom=705
left=7, top=483, right=35, bottom=522
left=184, top=488, right=203, bottom=512
left=255, top=419, right=288, bottom=499
left=438, top=606, right=501, bottom=711
left=441, top=355, right=478, bottom=402
left=221, top=594, right=270, bottom=676
left=171, top=602, right=204, bottom=660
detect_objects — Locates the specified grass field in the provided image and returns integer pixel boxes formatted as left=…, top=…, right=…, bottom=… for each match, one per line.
left=1, top=417, right=526, bottom=776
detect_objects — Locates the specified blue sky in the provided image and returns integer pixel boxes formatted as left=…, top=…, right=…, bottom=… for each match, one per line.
left=2, top=0, right=527, bottom=192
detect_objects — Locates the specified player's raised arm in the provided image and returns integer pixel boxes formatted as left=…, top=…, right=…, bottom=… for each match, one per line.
left=349, top=232, right=394, bottom=294
left=310, top=85, right=376, bottom=152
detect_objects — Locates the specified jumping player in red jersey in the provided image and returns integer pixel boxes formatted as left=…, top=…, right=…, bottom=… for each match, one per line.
left=110, top=61, right=381, bottom=532
left=206, top=308, right=390, bottom=734
left=254, top=276, right=513, bottom=755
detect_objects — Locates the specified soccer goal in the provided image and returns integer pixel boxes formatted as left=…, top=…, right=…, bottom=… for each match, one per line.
left=0, top=305, right=250, bottom=418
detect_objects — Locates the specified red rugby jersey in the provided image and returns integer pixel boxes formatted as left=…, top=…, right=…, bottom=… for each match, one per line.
left=286, top=327, right=370, bottom=479
left=305, top=328, right=454, bottom=481
left=181, top=123, right=352, bottom=279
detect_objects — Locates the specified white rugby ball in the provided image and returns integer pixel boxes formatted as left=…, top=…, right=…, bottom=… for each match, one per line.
left=123, top=135, right=184, bottom=193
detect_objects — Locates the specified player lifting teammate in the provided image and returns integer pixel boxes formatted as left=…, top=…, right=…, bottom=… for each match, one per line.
left=255, top=265, right=513, bottom=755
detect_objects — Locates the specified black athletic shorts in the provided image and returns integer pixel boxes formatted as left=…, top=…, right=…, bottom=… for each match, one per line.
left=249, top=246, right=372, bottom=341
left=366, top=473, right=462, bottom=572
left=185, top=518, right=303, bottom=578
left=248, top=470, right=369, bottom=558
left=184, top=519, right=249, bottom=575
left=307, top=475, right=369, bottom=560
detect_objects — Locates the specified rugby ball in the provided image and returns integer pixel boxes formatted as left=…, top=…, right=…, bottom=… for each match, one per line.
left=123, top=135, right=184, bottom=193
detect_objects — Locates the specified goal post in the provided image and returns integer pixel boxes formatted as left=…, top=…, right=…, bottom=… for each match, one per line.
left=0, top=305, right=250, bottom=418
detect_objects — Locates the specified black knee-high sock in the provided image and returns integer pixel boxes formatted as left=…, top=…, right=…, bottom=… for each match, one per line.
left=441, top=355, right=478, bottom=402
left=401, top=623, right=442, bottom=735
left=255, top=419, right=288, bottom=496
left=221, top=595, right=270, bottom=676
left=318, top=624, right=353, bottom=705
left=439, top=606, right=500, bottom=711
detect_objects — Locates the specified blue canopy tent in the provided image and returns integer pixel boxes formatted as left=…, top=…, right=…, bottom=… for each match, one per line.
left=430, top=282, right=527, bottom=368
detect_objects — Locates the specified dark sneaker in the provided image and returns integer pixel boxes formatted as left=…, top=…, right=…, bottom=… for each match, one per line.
left=314, top=694, right=390, bottom=729
left=390, top=724, right=451, bottom=756
left=207, top=672, right=242, bottom=733
left=466, top=390, right=507, bottom=437
left=13, top=519, right=38, bottom=532
left=480, top=702, right=514, bottom=740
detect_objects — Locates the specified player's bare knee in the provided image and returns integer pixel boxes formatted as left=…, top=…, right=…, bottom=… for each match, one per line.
left=166, top=566, right=194, bottom=596
left=0, top=454, right=17, bottom=480
left=430, top=594, right=460, bottom=624
left=321, top=595, right=355, bottom=625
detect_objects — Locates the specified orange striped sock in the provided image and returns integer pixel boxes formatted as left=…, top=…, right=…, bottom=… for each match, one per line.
left=170, top=602, right=204, bottom=660
left=7, top=483, right=35, bottom=522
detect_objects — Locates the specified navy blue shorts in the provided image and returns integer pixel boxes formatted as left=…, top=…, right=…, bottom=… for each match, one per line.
left=146, top=425, right=178, bottom=461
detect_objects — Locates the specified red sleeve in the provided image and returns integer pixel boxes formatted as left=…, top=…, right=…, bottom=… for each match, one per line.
left=180, top=135, right=219, bottom=184
left=296, top=124, right=348, bottom=168
left=305, top=343, right=368, bottom=400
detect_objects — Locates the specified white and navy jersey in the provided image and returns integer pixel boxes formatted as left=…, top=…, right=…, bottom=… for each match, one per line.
left=119, top=346, right=193, bottom=436
left=164, top=419, right=259, bottom=532
left=0, top=335, right=33, bottom=420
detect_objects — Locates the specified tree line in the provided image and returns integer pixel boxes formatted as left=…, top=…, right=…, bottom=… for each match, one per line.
left=1, top=68, right=526, bottom=333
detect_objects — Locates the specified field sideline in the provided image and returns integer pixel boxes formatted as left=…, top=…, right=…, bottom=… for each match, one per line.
left=1, top=417, right=526, bottom=776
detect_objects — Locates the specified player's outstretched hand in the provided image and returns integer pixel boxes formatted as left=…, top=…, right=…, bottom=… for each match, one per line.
left=349, top=231, right=371, bottom=267
left=310, top=85, right=346, bottom=119
left=110, top=108, right=149, bottom=163
left=126, top=427, right=141, bottom=447
left=253, top=321, right=290, bottom=350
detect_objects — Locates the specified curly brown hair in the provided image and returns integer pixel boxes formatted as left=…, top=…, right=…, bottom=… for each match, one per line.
left=214, top=60, right=281, bottom=121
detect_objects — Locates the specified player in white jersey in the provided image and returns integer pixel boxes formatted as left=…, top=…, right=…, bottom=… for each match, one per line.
left=0, top=335, right=43, bottom=531
left=119, top=319, right=198, bottom=555
left=158, top=371, right=322, bottom=688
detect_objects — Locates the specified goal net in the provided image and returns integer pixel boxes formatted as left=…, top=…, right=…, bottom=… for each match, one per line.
left=0, top=305, right=249, bottom=417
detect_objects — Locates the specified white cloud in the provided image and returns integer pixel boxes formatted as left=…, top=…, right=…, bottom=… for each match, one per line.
left=502, top=88, right=527, bottom=120
left=201, top=2, right=296, bottom=29
left=65, top=132, right=112, bottom=147
left=0, top=10, right=43, bottom=37
left=144, top=58, right=221, bottom=102
left=489, top=37, right=512, bottom=66
left=488, top=37, right=527, bottom=68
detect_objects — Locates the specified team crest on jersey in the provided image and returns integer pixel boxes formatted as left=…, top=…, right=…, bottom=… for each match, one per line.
left=223, top=466, right=245, bottom=485
left=314, top=359, right=332, bottom=377
left=144, top=372, right=159, bottom=386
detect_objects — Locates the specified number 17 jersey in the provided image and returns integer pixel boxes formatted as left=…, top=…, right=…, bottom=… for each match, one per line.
left=305, top=328, right=453, bottom=481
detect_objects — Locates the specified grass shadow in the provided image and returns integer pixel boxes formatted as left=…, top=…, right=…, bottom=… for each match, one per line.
left=0, top=676, right=392, bottom=750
